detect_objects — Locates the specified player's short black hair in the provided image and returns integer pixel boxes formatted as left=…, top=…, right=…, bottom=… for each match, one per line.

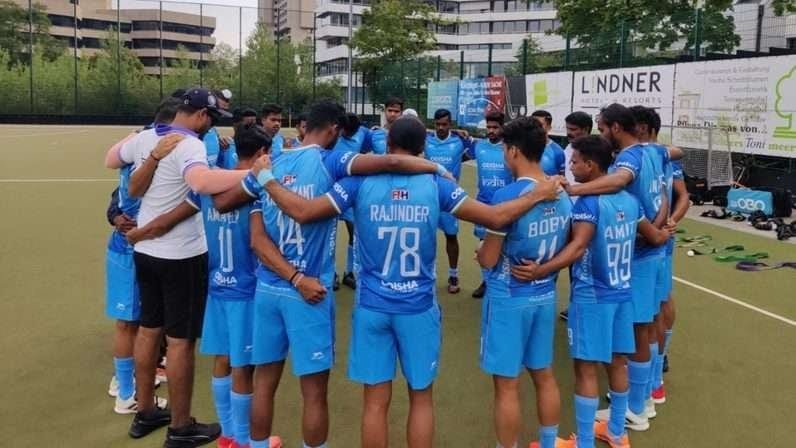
left=571, top=135, right=614, bottom=172
left=306, top=100, right=345, bottom=133
left=234, top=123, right=272, bottom=159
left=629, top=105, right=661, bottom=136
left=485, top=111, right=505, bottom=126
left=600, top=103, right=636, bottom=134
left=434, top=108, right=452, bottom=121
left=502, top=116, right=547, bottom=162
left=340, top=112, right=361, bottom=138
left=565, top=111, right=593, bottom=133
left=261, top=103, right=283, bottom=117
left=295, top=112, right=308, bottom=124
left=384, top=96, right=404, bottom=110
left=232, top=107, right=257, bottom=124
left=531, top=109, right=553, bottom=126
left=153, top=97, right=181, bottom=124
left=388, top=117, right=427, bottom=156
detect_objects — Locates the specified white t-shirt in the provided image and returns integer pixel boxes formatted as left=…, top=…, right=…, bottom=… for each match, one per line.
left=119, top=129, right=208, bottom=260
left=563, top=143, right=580, bottom=200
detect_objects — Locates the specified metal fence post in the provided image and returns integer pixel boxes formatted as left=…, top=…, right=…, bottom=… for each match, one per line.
left=618, top=20, right=625, bottom=68
left=755, top=4, right=764, bottom=53
left=239, top=7, right=243, bottom=104
left=312, top=12, right=317, bottom=101
left=522, top=39, right=528, bottom=75
left=400, top=62, right=405, bottom=102
left=73, top=0, right=78, bottom=113
left=435, top=55, right=441, bottom=82
left=564, top=32, right=571, bottom=69
left=487, top=43, right=493, bottom=76
left=276, top=8, right=281, bottom=106
left=459, top=50, right=464, bottom=80
left=159, top=1, right=163, bottom=99
left=199, top=3, right=204, bottom=87
left=28, top=0, right=33, bottom=112
left=117, top=0, right=121, bottom=113
left=694, top=7, right=703, bottom=61
left=415, top=58, right=421, bottom=110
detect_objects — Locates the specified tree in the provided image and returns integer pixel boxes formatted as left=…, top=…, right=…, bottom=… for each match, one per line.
left=0, top=0, right=64, bottom=66
left=505, top=36, right=560, bottom=75
left=548, top=0, right=740, bottom=63
left=772, top=0, right=796, bottom=15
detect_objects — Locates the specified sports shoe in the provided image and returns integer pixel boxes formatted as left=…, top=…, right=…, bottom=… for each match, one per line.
left=651, top=384, right=666, bottom=404
left=528, top=437, right=572, bottom=448
left=471, top=281, right=486, bottom=299
left=342, top=271, right=356, bottom=290
left=109, top=376, right=119, bottom=397
left=247, top=436, right=282, bottom=448
left=333, top=273, right=340, bottom=291
left=447, top=276, right=460, bottom=294
left=156, top=367, right=168, bottom=384
left=644, top=399, right=656, bottom=419
left=595, top=408, right=649, bottom=432
left=115, top=394, right=168, bottom=415
left=129, top=406, right=171, bottom=439
left=163, top=419, right=221, bottom=447
left=593, top=421, right=630, bottom=448
left=217, top=436, right=234, bottom=448
left=559, top=308, right=569, bottom=321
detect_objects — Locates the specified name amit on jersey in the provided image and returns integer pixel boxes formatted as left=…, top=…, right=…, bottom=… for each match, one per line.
left=370, top=204, right=431, bottom=223
left=604, top=221, right=635, bottom=240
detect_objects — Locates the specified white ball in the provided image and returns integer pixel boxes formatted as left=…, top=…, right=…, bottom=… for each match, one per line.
left=687, top=250, right=695, bottom=257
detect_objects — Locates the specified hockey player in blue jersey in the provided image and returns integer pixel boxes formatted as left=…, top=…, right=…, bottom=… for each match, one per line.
left=476, top=116, right=572, bottom=448
left=245, top=102, right=463, bottom=448
left=291, top=112, right=308, bottom=148
left=364, top=96, right=404, bottom=155
left=260, top=103, right=287, bottom=158
left=255, top=116, right=562, bottom=447
left=470, top=111, right=513, bottom=299
left=564, top=103, right=681, bottom=432
left=512, top=136, right=670, bottom=448
left=531, top=110, right=566, bottom=176
left=426, top=108, right=473, bottom=294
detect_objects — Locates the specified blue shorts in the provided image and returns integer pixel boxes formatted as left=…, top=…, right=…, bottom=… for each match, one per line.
left=631, top=256, right=660, bottom=324
left=251, top=281, right=334, bottom=376
left=567, top=300, right=635, bottom=363
left=480, top=292, right=557, bottom=376
left=105, top=248, right=140, bottom=322
left=200, top=296, right=255, bottom=368
left=438, top=212, right=459, bottom=236
left=348, top=304, right=441, bottom=390
left=655, top=255, right=673, bottom=305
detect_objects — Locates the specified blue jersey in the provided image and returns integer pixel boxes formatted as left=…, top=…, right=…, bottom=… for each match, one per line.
left=217, top=142, right=239, bottom=170
left=289, top=137, right=302, bottom=148
left=203, top=127, right=221, bottom=168
left=540, top=140, right=565, bottom=176
left=473, top=139, right=512, bottom=203
left=187, top=192, right=258, bottom=300
left=271, top=134, right=285, bottom=159
left=367, top=128, right=388, bottom=155
left=571, top=193, right=643, bottom=304
left=611, top=143, right=668, bottom=259
left=334, top=126, right=371, bottom=153
left=425, top=132, right=469, bottom=179
left=255, top=145, right=358, bottom=288
left=327, top=174, right=468, bottom=314
left=108, top=165, right=141, bottom=253
left=666, top=160, right=684, bottom=256
left=489, top=178, right=572, bottom=299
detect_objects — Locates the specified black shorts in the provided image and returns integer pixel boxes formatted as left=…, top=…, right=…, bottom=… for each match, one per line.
left=134, top=251, right=208, bottom=340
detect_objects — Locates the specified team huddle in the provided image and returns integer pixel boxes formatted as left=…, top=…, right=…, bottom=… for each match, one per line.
left=102, top=87, right=689, bottom=448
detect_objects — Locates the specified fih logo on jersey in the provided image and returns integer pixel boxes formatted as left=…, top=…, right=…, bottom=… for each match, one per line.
left=543, top=206, right=556, bottom=216
left=282, top=174, right=296, bottom=186
left=392, top=189, right=409, bottom=201
left=616, top=210, right=626, bottom=222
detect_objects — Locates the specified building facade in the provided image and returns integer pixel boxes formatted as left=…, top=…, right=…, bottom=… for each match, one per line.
left=258, top=0, right=315, bottom=42
left=15, top=0, right=216, bottom=75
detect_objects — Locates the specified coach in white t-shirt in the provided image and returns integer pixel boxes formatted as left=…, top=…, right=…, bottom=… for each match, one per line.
left=105, top=88, right=253, bottom=445
left=563, top=111, right=593, bottom=199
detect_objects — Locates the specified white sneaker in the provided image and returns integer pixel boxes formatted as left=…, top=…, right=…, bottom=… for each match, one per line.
left=645, top=398, right=657, bottom=419
left=114, top=394, right=168, bottom=415
left=108, top=376, right=119, bottom=397
left=595, top=408, right=650, bottom=432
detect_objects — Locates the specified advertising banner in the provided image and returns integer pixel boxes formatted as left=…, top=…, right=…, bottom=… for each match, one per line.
left=573, top=65, right=676, bottom=140
left=524, top=71, right=574, bottom=136
left=426, top=80, right=460, bottom=120
left=672, top=56, right=796, bottom=158
left=457, top=76, right=507, bottom=128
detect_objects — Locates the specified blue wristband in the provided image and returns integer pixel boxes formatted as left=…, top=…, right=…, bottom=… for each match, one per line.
left=257, top=169, right=275, bottom=186
left=241, top=172, right=263, bottom=198
left=436, top=163, right=449, bottom=177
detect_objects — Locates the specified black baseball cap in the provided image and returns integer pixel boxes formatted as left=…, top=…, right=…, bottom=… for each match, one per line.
left=181, top=88, right=232, bottom=118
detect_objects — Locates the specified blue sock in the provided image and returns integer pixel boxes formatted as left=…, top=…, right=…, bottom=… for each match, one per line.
left=663, top=329, right=673, bottom=355
left=538, top=425, right=558, bottom=448
left=113, top=357, right=135, bottom=400
left=211, top=375, right=234, bottom=437
left=653, top=352, right=665, bottom=390
left=346, top=245, right=354, bottom=273
left=251, top=440, right=269, bottom=448
left=608, top=389, right=629, bottom=439
left=646, top=343, right=659, bottom=399
left=627, top=360, right=651, bottom=415
left=449, top=267, right=459, bottom=278
left=574, top=395, right=598, bottom=448
left=231, top=391, right=252, bottom=446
